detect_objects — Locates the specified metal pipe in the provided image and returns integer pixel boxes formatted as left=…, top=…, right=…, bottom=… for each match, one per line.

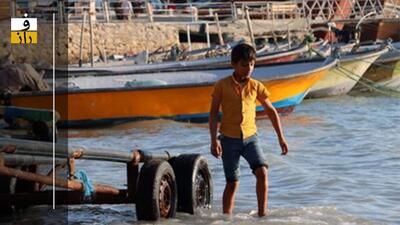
left=79, top=10, right=87, bottom=67
left=70, top=147, right=135, bottom=162
left=186, top=25, right=192, bottom=52
left=232, top=2, right=237, bottom=21
left=139, top=150, right=171, bottom=162
left=89, top=1, right=95, bottom=67
left=3, top=154, right=67, bottom=166
left=58, top=0, right=64, bottom=24
left=287, top=23, right=291, bottom=49
left=206, top=22, right=210, bottom=48
left=146, top=2, right=154, bottom=23
left=214, top=13, right=224, bottom=45
left=0, top=138, right=134, bottom=163
left=245, top=7, right=255, bottom=47
left=103, top=0, right=110, bottom=23
left=1, top=138, right=171, bottom=163
left=0, top=165, right=119, bottom=195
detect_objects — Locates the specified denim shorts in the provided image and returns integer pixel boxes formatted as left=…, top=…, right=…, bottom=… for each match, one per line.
left=219, top=133, right=268, bottom=182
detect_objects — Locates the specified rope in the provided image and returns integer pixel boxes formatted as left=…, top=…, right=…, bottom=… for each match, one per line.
left=335, top=65, right=400, bottom=98
left=75, top=170, right=95, bottom=201
left=357, top=58, right=400, bottom=72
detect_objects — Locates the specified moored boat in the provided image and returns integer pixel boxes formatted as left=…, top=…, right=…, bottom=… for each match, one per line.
left=351, top=42, right=400, bottom=92
left=53, top=41, right=317, bottom=78
left=5, top=58, right=337, bottom=127
left=307, top=44, right=389, bottom=98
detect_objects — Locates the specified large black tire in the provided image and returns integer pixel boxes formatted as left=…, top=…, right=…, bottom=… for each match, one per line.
left=135, top=160, right=177, bottom=221
left=169, top=154, right=213, bottom=214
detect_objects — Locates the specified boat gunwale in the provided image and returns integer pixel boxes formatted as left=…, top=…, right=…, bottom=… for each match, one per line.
left=375, top=48, right=400, bottom=63
left=339, top=46, right=389, bottom=63
left=256, top=43, right=309, bottom=60
left=376, top=55, right=400, bottom=63
left=356, top=42, right=400, bottom=62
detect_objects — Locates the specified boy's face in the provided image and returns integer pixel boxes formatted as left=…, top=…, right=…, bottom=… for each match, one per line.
left=232, top=59, right=255, bottom=82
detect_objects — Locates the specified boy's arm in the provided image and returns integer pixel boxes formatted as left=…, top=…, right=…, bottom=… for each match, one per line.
left=209, top=97, right=222, bottom=158
left=259, top=97, right=288, bottom=155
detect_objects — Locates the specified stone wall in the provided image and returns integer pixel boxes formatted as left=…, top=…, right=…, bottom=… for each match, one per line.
left=0, top=21, right=179, bottom=66
left=67, top=22, right=179, bottom=64
left=0, top=21, right=67, bottom=66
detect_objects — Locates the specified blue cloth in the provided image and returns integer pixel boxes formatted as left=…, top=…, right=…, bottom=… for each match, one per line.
left=219, top=134, right=268, bottom=182
left=75, top=170, right=95, bottom=201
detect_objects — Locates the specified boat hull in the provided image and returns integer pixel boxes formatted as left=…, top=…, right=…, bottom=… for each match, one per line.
left=378, top=60, right=400, bottom=89
left=307, top=47, right=387, bottom=98
left=9, top=69, right=327, bottom=127
left=353, top=58, right=400, bottom=91
left=351, top=43, right=400, bottom=92
left=308, top=59, right=374, bottom=98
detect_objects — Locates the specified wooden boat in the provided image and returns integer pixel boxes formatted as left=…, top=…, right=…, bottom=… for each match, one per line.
left=351, top=42, right=400, bottom=91
left=307, top=44, right=389, bottom=98
left=5, top=58, right=336, bottom=127
left=53, top=42, right=315, bottom=78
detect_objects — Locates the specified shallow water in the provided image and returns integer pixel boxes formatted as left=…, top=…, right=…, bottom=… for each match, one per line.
left=1, top=95, right=399, bottom=225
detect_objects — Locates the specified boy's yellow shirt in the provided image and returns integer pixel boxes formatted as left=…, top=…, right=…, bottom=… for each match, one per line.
left=212, top=75, right=270, bottom=139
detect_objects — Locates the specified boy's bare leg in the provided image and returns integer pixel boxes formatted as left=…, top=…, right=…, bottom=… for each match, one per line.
left=255, top=167, right=268, bottom=217
left=223, top=181, right=239, bottom=214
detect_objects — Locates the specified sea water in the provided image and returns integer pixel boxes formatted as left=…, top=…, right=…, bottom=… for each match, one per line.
left=1, top=95, right=399, bottom=225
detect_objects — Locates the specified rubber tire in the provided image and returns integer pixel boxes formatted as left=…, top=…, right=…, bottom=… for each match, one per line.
left=169, top=154, right=213, bottom=214
left=135, top=160, right=177, bottom=221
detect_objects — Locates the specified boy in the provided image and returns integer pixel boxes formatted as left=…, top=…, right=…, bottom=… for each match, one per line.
left=209, top=43, right=288, bottom=217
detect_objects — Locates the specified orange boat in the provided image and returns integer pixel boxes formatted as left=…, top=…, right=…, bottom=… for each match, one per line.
left=5, top=58, right=337, bottom=127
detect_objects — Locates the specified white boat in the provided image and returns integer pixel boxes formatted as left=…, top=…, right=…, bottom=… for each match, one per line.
left=307, top=44, right=388, bottom=98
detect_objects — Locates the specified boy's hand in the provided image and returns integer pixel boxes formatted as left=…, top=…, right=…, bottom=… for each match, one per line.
left=210, top=141, right=222, bottom=159
left=279, top=138, right=288, bottom=155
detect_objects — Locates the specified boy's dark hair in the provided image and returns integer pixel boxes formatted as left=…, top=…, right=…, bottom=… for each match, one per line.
left=231, top=43, right=256, bottom=63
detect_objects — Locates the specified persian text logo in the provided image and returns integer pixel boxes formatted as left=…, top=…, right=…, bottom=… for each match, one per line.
left=11, top=14, right=37, bottom=44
